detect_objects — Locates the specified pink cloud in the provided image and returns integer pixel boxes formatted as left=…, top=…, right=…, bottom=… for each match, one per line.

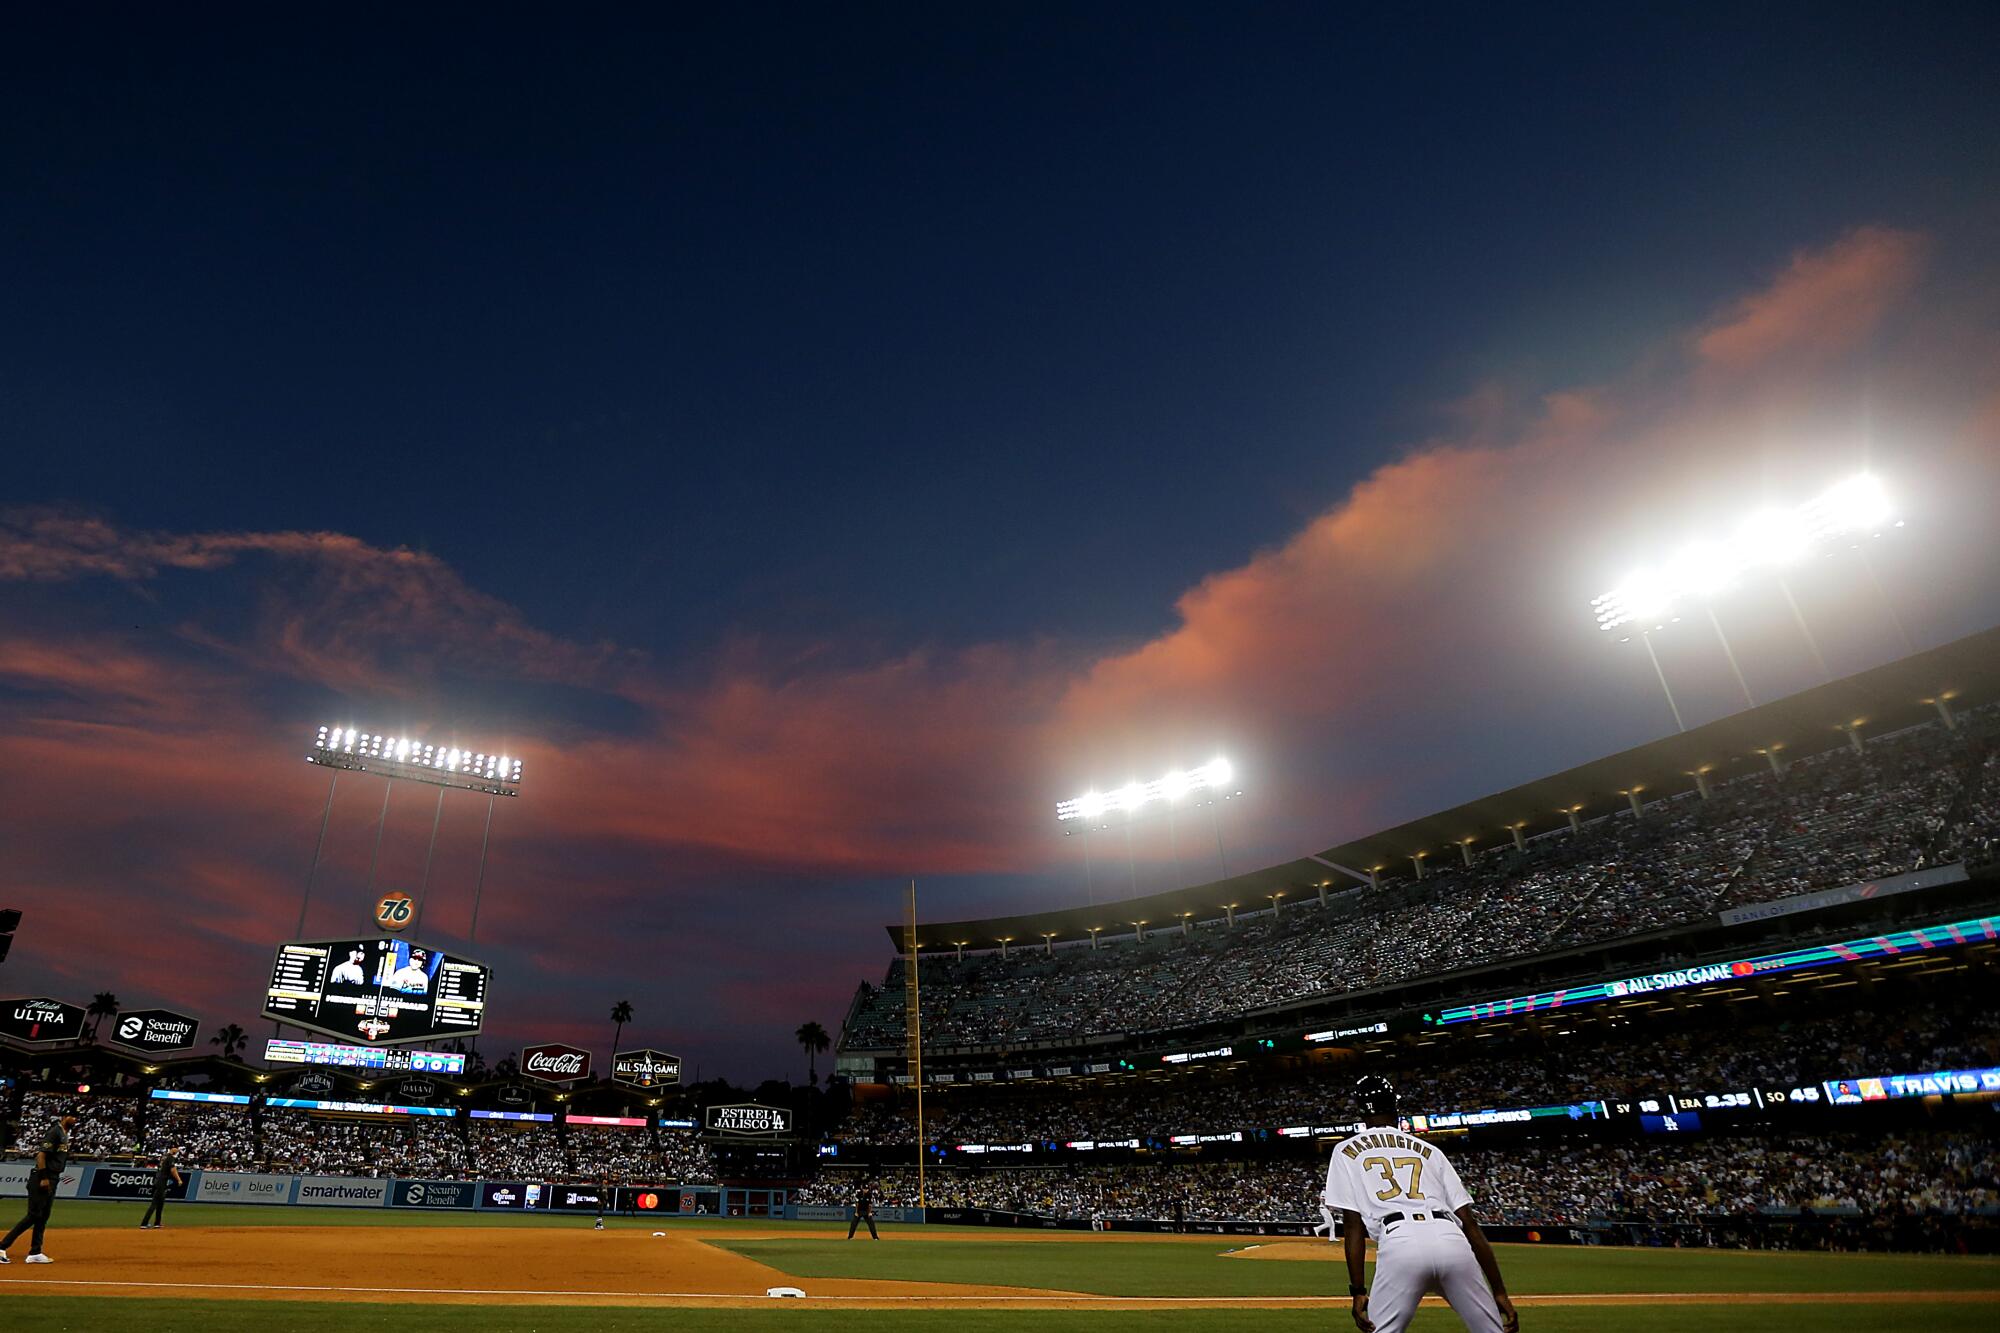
left=2, top=225, right=1996, bottom=1077
left=1694, top=225, right=1926, bottom=372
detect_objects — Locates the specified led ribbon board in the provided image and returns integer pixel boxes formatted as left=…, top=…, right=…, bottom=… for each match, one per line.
left=1434, top=916, right=1998, bottom=1026
left=265, top=1038, right=466, bottom=1073
left=1824, top=1066, right=2000, bottom=1104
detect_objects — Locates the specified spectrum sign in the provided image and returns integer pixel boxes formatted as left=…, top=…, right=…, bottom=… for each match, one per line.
left=1435, top=916, right=1999, bottom=1026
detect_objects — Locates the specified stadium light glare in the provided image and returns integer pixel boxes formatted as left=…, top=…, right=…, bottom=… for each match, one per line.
left=308, top=725, right=524, bottom=793
left=1591, top=472, right=1899, bottom=632
left=1055, top=756, right=1236, bottom=822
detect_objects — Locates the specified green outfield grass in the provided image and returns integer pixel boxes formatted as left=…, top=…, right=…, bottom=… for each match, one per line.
left=717, top=1236, right=2000, bottom=1299
left=1, top=1301, right=1993, bottom=1333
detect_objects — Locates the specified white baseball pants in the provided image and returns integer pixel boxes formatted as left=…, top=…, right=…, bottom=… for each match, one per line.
left=1367, top=1219, right=1503, bottom=1333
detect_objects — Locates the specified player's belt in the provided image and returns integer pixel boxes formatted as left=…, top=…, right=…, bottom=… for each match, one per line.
left=1380, top=1211, right=1433, bottom=1225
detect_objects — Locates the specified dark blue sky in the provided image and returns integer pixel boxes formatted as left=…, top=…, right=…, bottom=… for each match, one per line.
left=5, top=4, right=1999, bottom=1080
left=9, top=4, right=1995, bottom=653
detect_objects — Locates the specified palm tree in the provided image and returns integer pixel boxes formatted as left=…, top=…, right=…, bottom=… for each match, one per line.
left=211, top=1023, right=249, bottom=1059
left=610, top=999, right=633, bottom=1053
left=796, top=1020, right=830, bottom=1085
left=87, top=992, right=120, bottom=1041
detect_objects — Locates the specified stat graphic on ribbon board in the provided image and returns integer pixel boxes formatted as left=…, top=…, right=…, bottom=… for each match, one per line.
left=262, top=937, right=490, bottom=1045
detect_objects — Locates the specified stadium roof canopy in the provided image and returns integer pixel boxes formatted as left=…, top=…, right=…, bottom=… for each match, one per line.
left=890, top=624, right=2000, bottom=954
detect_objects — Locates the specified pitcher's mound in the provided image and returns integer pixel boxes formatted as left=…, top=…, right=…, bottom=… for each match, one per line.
left=1223, top=1240, right=1335, bottom=1262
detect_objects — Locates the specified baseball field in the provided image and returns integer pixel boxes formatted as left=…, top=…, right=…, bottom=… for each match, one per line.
left=1, top=1201, right=1996, bottom=1331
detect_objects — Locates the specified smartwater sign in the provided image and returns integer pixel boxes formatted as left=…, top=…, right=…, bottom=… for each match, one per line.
left=295, top=1177, right=389, bottom=1207
left=196, top=1172, right=293, bottom=1205
left=392, top=1179, right=477, bottom=1210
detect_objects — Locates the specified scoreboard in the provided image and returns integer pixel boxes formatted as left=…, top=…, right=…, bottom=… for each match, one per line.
left=263, top=937, right=490, bottom=1045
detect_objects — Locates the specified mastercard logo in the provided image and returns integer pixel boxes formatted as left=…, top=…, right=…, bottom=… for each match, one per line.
left=637, top=1192, right=660, bottom=1210
left=1730, top=961, right=1754, bottom=977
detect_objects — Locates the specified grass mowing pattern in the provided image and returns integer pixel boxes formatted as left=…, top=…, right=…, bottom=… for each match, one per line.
left=715, top=1238, right=2000, bottom=1299
left=0, top=1300, right=1993, bottom=1333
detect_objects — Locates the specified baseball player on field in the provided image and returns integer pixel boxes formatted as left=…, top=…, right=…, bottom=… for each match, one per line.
left=1324, top=1075, right=1518, bottom=1333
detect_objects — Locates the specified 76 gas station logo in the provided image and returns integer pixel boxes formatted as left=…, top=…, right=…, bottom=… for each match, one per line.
left=374, top=894, right=415, bottom=931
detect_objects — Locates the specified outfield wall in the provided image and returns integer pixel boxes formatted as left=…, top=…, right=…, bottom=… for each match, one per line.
left=0, top=1163, right=738, bottom=1215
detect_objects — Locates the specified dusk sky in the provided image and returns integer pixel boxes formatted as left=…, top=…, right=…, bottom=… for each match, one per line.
left=5, top=4, right=2000, bottom=1083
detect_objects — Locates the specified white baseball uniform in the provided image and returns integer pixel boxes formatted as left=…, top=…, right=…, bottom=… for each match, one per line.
left=1323, top=1124, right=1504, bottom=1333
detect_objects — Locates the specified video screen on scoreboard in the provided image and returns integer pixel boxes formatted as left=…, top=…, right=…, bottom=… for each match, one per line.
left=263, top=937, right=490, bottom=1045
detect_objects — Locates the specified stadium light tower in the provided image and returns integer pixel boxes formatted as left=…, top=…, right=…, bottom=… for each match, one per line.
left=1590, top=472, right=1903, bottom=726
left=296, top=726, right=525, bottom=941
left=1056, top=758, right=1240, bottom=903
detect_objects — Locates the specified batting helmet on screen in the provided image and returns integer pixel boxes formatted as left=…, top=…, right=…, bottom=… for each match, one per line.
left=1355, top=1074, right=1398, bottom=1123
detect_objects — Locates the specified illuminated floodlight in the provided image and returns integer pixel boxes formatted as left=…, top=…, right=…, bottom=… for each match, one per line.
left=1733, top=507, right=1810, bottom=569
left=308, top=725, right=524, bottom=795
left=1591, top=472, right=1899, bottom=631
left=1808, top=472, right=1894, bottom=535
left=1056, top=757, right=1236, bottom=822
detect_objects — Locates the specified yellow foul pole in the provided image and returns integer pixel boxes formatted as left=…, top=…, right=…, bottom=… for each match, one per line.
left=904, top=879, right=925, bottom=1208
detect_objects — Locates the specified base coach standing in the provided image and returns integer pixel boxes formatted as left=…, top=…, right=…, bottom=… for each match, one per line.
left=140, top=1146, right=183, bottom=1229
left=1, top=1112, right=75, bottom=1264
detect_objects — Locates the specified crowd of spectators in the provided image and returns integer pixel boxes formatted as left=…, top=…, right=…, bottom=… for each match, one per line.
left=800, top=1131, right=2000, bottom=1227
left=843, top=711, right=1999, bottom=1051
left=5, top=1093, right=717, bottom=1184
left=830, top=994, right=1998, bottom=1147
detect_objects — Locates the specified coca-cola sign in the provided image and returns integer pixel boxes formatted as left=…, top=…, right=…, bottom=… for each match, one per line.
left=521, top=1043, right=591, bottom=1083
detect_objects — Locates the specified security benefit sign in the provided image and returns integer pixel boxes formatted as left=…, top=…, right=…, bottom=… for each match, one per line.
left=262, top=937, right=491, bottom=1045
left=612, top=1048, right=681, bottom=1089
left=107, top=1008, right=201, bottom=1055
left=1, top=997, right=85, bottom=1046
left=704, top=1103, right=794, bottom=1138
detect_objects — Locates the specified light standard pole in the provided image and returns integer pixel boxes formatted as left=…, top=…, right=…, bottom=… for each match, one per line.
left=304, top=726, right=523, bottom=939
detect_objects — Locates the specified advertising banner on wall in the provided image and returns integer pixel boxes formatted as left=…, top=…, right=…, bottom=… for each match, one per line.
left=0, top=1162, right=84, bottom=1198
left=391, top=1179, right=478, bottom=1210
left=295, top=1177, right=390, bottom=1207
left=478, top=1181, right=544, bottom=1210
left=87, top=1167, right=193, bottom=1200
left=196, top=1172, right=293, bottom=1205
left=548, top=1183, right=610, bottom=1212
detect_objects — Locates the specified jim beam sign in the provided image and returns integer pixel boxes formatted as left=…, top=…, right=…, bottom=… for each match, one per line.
left=611, top=1048, right=681, bottom=1089
left=107, top=1008, right=201, bottom=1055
left=1, top=997, right=85, bottom=1046
left=521, top=1043, right=592, bottom=1084
left=704, top=1102, right=794, bottom=1138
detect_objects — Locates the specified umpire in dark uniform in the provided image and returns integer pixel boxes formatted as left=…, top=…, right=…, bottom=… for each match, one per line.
left=140, top=1145, right=183, bottom=1229
left=846, top=1180, right=879, bottom=1240
left=1, top=1112, right=74, bottom=1264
